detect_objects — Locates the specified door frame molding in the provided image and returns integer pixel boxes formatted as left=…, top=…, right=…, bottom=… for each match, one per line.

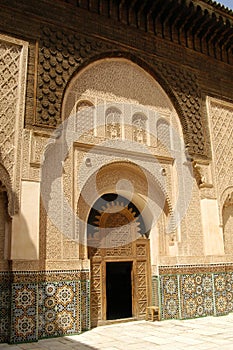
left=89, top=238, right=152, bottom=326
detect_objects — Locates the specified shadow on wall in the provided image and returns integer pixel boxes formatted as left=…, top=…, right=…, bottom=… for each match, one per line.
left=0, top=153, right=32, bottom=260
left=0, top=191, right=37, bottom=344
left=0, top=151, right=19, bottom=216
left=0, top=193, right=37, bottom=262
left=11, top=208, right=37, bottom=260
left=0, top=149, right=38, bottom=261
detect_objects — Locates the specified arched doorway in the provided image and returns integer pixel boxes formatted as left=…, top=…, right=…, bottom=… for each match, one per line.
left=68, top=57, right=185, bottom=328
left=87, top=193, right=151, bottom=326
left=222, top=191, right=233, bottom=254
left=0, top=180, right=11, bottom=271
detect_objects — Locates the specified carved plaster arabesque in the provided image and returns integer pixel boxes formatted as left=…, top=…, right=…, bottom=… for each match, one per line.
left=38, top=26, right=208, bottom=257
left=38, top=24, right=208, bottom=159
left=192, top=160, right=214, bottom=190
left=92, top=202, right=141, bottom=247
left=221, top=187, right=233, bottom=209
left=207, top=99, right=233, bottom=214
left=75, top=155, right=176, bottom=256
left=30, top=132, right=50, bottom=168
left=132, top=113, right=147, bottom=144
left=0, top=34, right=28, bottom=216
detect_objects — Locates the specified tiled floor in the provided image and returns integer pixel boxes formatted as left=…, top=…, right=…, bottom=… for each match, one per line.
left=1, top=314, right=233, bottom=349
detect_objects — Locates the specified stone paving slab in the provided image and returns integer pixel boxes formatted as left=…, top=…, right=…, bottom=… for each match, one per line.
left=1, top=314, right=233, bottom=349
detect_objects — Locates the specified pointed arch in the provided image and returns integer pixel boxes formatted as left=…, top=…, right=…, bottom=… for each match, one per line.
left=221, top=187, right=233, bottom=254
left=62, top=55, right=188, bottom=147
left=0, top=163, right=16, bottom=217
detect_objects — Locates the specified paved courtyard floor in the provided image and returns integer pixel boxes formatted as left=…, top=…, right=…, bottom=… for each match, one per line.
left=1, top=313, right=233, bottom=349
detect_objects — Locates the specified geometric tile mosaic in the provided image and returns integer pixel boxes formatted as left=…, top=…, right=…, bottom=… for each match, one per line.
left=0, top=270, right=90, bottom=344
left=214, top=273, right=233, bottom=316
left=158, top=270, right=233, bottom=321
left=38, top=281, right=81, bottom=339
left=159, top=275, right=180, bottom=320
left=0, top=275, right=10, bottom=343
left=10, top=283, right=38, bottom=343
left=3, top=268, right=233, bottom=343
left=180, top=274, right=214, bottom=319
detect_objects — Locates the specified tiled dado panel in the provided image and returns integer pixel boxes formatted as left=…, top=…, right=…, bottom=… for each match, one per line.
left=38, top=281, right=81, bottom=339
left=214, top=273, right=233, bottom=316
left=158, top=267, right=233, bottom=320
left=180, top=274, right=214, bottom=319
left=11, top=283, right=38, bottom=343
left=0, top=270, right=90, bottom=344
left=159, top=275, right=180, bottom=320
left=0, top=273, right=11, bottom=343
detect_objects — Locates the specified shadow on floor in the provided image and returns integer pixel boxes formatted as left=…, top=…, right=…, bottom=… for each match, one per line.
left=0, top=337, right=100, bottom=350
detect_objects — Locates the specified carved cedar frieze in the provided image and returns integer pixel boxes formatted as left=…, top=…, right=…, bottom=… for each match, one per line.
left=37, top=25, right=207, bottom=158
left=156, top=62, right=207, bottom=157
left=36, top=26, right=113, bottom=126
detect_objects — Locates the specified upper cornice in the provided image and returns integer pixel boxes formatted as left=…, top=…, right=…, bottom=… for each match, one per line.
left=55, top=0, right=233, bottom=64
left=1, top=0, right=232, bottom=64
left=201, top=0, right=233, bottom=16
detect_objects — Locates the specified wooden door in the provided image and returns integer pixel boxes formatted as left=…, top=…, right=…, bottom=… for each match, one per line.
left=89, top=238, right=151, bottom=327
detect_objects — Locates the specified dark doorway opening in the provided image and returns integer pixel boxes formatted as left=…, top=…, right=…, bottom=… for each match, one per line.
left=106, top=262, right=132, bottom=320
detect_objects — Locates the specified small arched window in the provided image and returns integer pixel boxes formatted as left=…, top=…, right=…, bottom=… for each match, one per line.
left=223, top=192, right=233, bottom=254
left=105, top=107, right=122, bottom=139
left=157, top=118, right=170, bottom=149
left=75, top=100, right=94, bottom=133
left=132, top=113, right=147, bottom=144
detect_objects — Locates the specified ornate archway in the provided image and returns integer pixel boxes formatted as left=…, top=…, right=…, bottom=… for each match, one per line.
left=222, top=189, right=233, bottom=254
left=0, top=180, right=11, bottom=271
left=87, top=194, right=151, bottom=327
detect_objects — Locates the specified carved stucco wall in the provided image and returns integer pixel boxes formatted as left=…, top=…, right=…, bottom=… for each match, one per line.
left=36, top=24, right=209, bottom=158
left=27, top=27, right=211, bottom=268
left=208, top=100, right=233, bottom=201
left=63, top=58, right=174, bottom=116
left=27, top=23, right=214, bottom=268
left=32, top=56, right=206, bottom=266
left=0, top=34, right=28, bottom=216
left=207, top=98, right=233, bottom=254
left=179, top=180, right=203, bottom=256
left=21, top=47, right=208, bottom=267
left=67, top=59, right=206, bottom=264
left=159, top=179, right=203, bottom=265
